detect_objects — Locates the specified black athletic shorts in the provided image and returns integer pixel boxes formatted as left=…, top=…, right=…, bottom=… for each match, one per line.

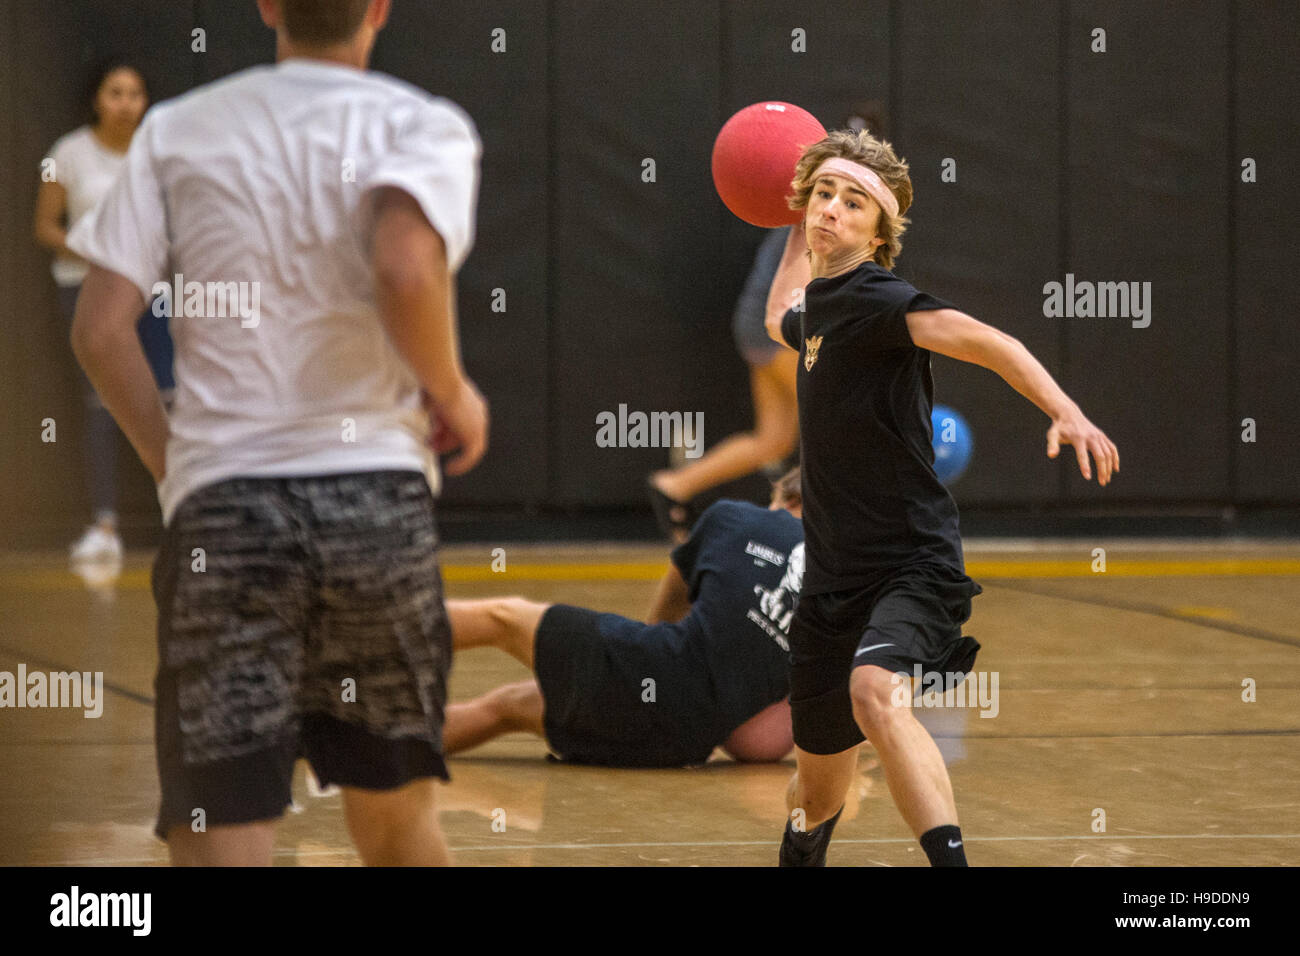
left=789, top=562, right=982, bottom=755
left=533, top=604, right=717, bottom=768
left=150, top=470, right=452, bottom=840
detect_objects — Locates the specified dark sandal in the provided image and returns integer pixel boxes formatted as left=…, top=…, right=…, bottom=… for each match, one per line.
left=646, top=478, right=697, bottom=539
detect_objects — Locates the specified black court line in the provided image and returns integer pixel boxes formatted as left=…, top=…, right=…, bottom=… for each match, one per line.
left=0, top=641, right=154, bottom=706
left=982, top=579, right=1300, bottom=650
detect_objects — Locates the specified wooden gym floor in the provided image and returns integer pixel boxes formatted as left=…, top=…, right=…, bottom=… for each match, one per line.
left=1, top=539, right=1297, bottom=866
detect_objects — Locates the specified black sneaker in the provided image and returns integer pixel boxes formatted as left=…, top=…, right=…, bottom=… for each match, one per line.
left=778, top=806, right=844, bottom=867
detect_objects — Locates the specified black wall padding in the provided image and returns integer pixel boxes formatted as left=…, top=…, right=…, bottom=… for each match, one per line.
left=895, top=0, right=1063, bottom=505
left=548, top=1, right=735, bottom=506
left=1065, top=0, right=1232, bottom=501
left=370, top=2, right=552, bottom=506
left=193, top=1, right=274, bottom=82
left=1234, top=0, right=1300, bottom=502
left=1, top=0, right=1298, bottom=543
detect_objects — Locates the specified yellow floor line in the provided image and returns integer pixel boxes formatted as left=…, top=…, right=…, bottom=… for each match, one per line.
left=1, top=557, right=1299, bottom=592
left=971, top=558, right=1300, bottom=578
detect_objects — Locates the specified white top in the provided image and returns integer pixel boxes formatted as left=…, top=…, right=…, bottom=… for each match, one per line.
left=47, top=125, right=128, bottom=286
left=67, top=58, right=481, bottom=524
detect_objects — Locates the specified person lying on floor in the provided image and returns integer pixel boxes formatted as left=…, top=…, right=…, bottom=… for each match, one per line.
left=444, top=467, right=805, bottom=766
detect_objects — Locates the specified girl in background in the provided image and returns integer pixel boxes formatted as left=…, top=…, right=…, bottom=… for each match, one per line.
left=34, top=59, right=173, bottom=563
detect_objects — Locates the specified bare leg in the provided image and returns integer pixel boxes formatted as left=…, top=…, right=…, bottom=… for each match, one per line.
left=167, top=820, right=278, bottom=866
left=446, top=597, right=550, bottom=669
left=444, top=679, right=546, bottom=753
left=850, top=665, right=958, bottom=836
left=340, top=778, right=449, bottom=866
left=785, top=745, right=859, bottom=830
left=652, top=349, right=798, bottom=504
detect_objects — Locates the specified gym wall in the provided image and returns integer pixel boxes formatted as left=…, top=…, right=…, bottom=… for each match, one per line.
left=1, top=0, right=1296, bottom=546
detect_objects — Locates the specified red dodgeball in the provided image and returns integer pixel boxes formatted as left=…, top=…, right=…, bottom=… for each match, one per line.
left=712, top=101, right=827, bottom=227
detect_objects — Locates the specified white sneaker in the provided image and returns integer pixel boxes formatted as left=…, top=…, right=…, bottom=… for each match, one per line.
left=71, top=559, right=122, bottom=601
left=69, top=525, right=124, bottom=563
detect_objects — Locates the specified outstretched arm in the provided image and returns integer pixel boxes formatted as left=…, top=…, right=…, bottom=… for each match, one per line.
left=645, top=563, right=692, bottom=625
left=906, top=308, right=1120, bottom=485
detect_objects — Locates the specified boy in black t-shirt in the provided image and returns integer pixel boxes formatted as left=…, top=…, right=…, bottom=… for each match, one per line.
left=765, top=130, right=1120, bottom=866
left=442, top=469, right=805, bottom=767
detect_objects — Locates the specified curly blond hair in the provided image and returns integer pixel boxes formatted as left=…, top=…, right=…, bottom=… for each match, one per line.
left=787, top=129, right=912, bottom=269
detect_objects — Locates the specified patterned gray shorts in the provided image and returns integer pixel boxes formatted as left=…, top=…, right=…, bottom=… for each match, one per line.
left=150, top=470, right=451, bottom=839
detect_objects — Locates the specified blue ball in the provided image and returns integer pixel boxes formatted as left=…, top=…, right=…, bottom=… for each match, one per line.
left=931, top=405, right=973, bottom=486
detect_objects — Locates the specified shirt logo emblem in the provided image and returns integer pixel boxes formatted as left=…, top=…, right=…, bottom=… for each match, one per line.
left=804, top=335, right=823, bottom=371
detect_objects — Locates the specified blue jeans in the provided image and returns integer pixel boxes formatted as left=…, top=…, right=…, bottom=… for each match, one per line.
left=59, top=283, right=175, bottom=521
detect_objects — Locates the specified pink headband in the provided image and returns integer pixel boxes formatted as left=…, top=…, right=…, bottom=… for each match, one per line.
left=811, top=157, right=899, bottom=218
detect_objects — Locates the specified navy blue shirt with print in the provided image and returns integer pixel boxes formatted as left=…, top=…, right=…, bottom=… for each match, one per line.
left=671, top=500, right=803, bottom=738
left=781, top=261, right=967, bottom=595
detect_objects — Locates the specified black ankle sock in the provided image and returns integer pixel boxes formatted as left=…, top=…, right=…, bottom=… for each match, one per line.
left=920, top=825, right=968, bottom=866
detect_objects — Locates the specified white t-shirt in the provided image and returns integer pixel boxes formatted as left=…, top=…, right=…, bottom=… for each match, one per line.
left=46, top=125, right=128, bottom=286
left=67, top=58, right=481, bottom=524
